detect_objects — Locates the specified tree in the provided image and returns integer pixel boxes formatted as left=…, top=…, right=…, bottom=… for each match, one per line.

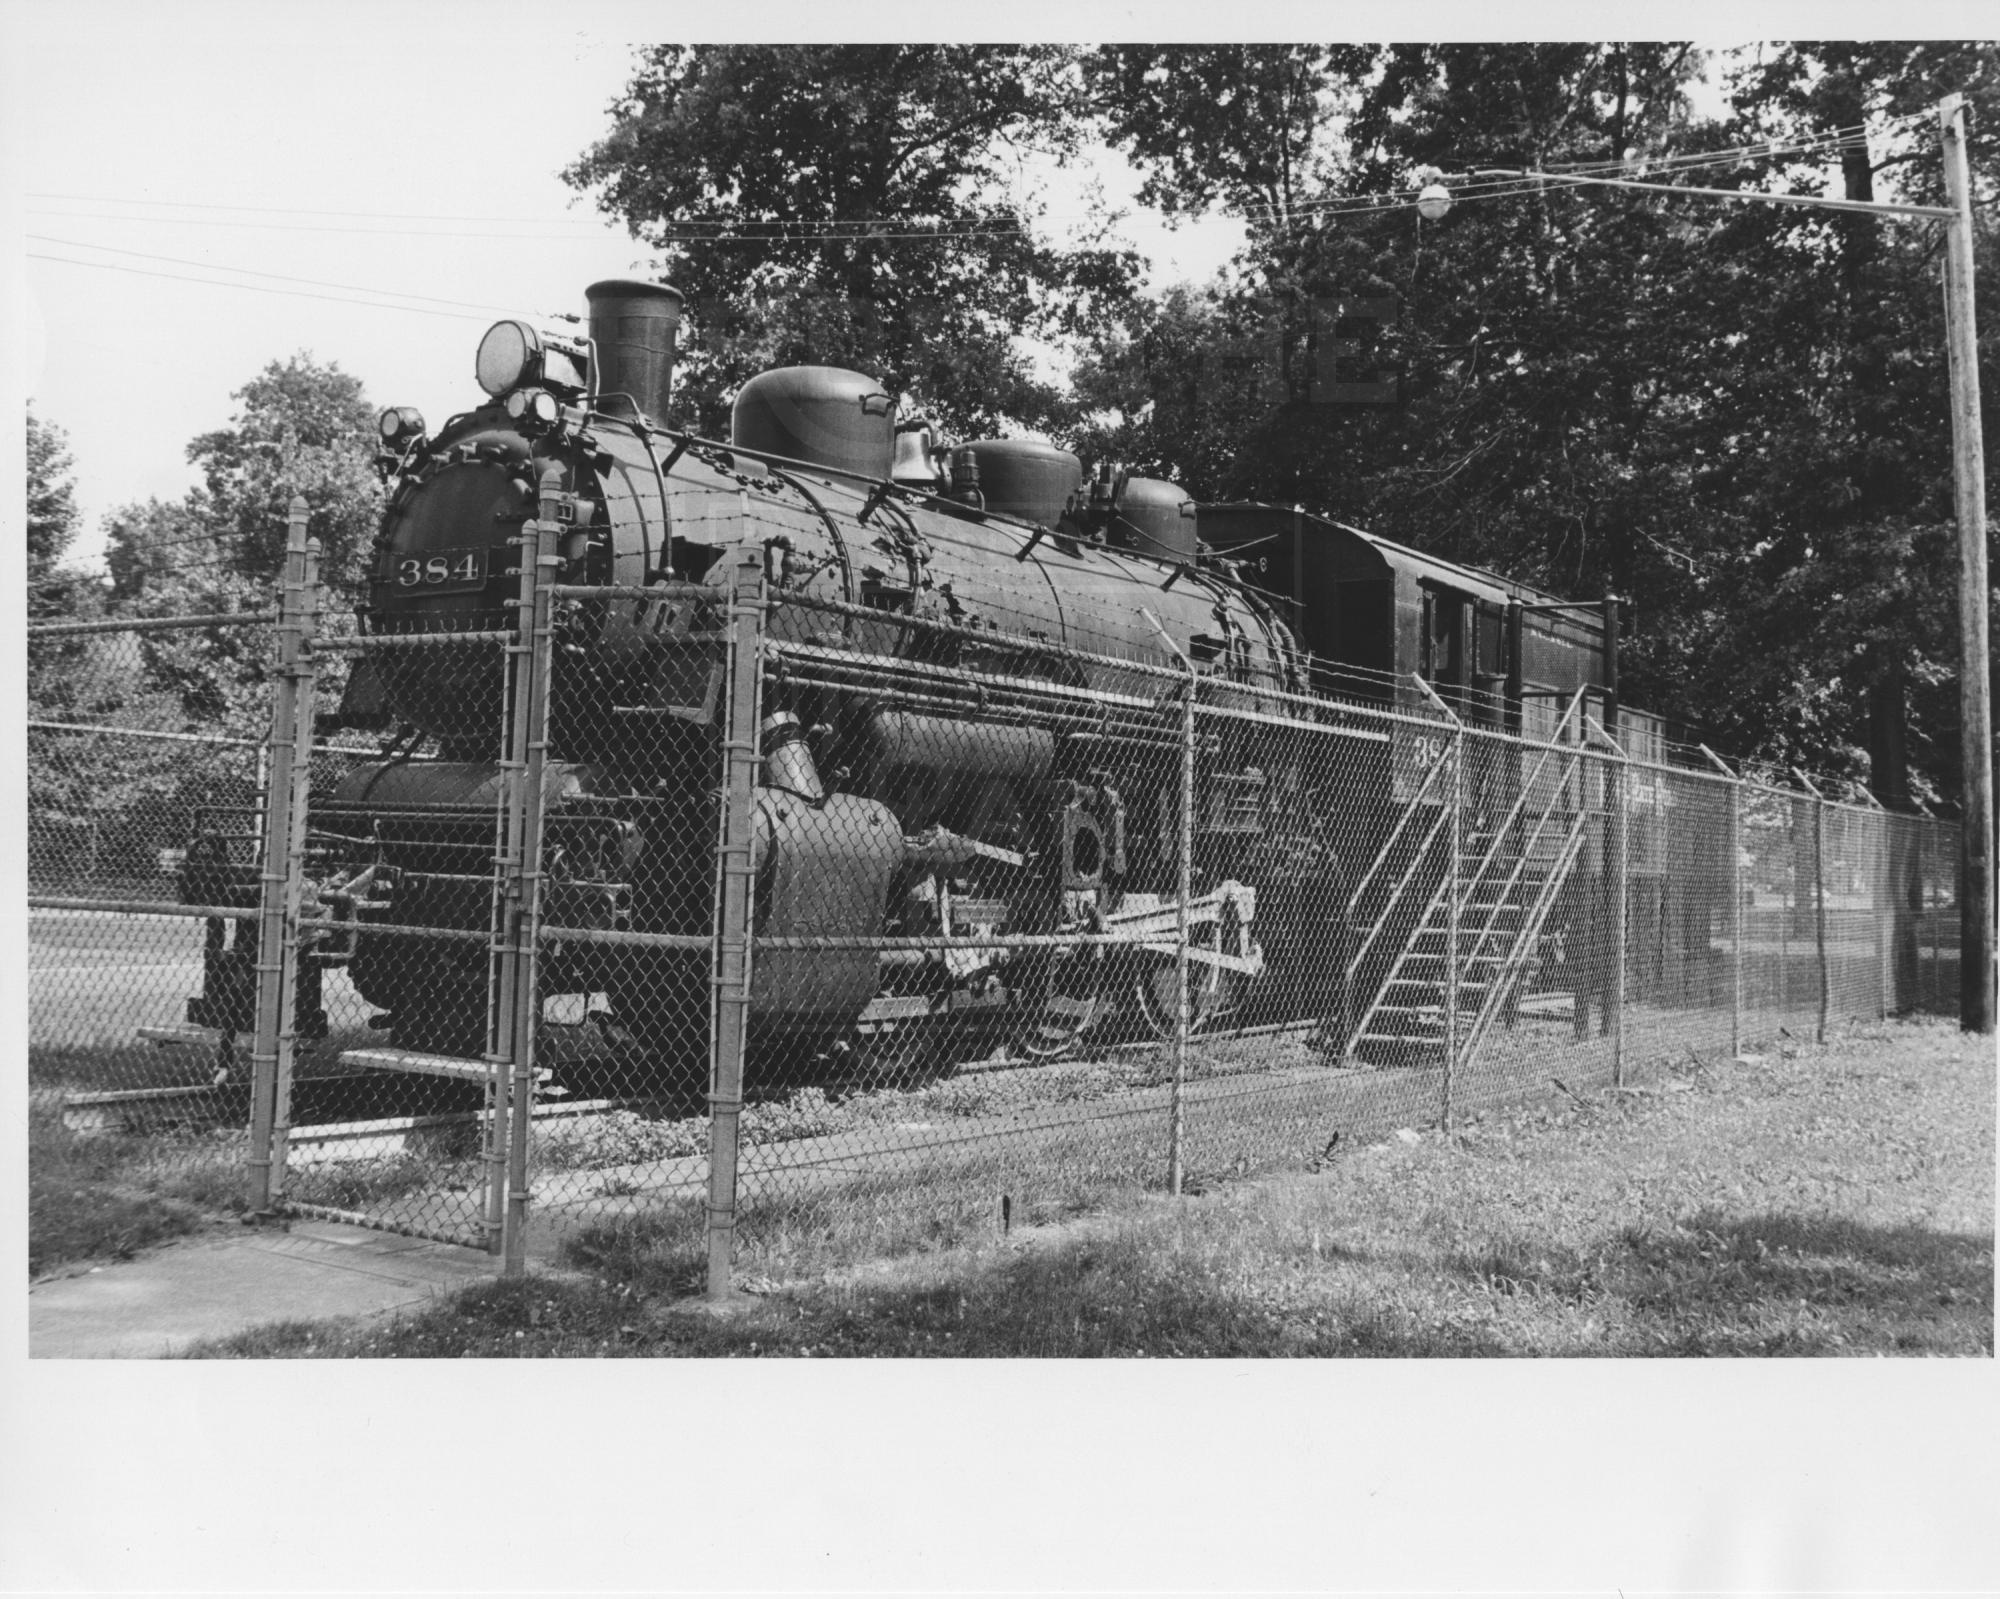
left=179, top=353, right=383, bottom=598
left=566, top=45, right=1139, bottom=438
left=1082, top=41, right=1997, bottom=802
left=27, top=405, right=84, bottom=620
left=1065, top=284, right=1281, bottom=494
left=82, top=355, right=383, bottom=779
left=1702, top=42, right=2000, bottom=802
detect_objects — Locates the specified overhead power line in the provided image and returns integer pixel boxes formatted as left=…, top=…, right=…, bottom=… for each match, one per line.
left=26, top=251, right=492, bottom=320
left=26, top=191, right=613, bottom=225
left=25, top=111, right=1934, bottom=249
left=26, top=236, right=535, bottom=317
left=23, top=208, right=632, bottom=243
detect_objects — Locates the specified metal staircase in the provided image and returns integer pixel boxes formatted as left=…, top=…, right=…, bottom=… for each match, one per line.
left=1342, top=686, right=1590, bottom=1074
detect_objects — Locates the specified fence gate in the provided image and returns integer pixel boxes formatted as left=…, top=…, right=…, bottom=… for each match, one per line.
left=139, top=498, right=542, bottom=1249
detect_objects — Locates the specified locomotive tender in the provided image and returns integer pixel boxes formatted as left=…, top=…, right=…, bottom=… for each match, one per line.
left=188, top=278, right=1666, bottom=1090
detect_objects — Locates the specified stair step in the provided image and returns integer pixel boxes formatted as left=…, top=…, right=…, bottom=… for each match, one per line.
left=1409, top=933, right=1514, bottom=951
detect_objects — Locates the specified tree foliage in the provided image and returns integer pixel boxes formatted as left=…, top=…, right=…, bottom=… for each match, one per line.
left=181, top=353, right=384, bottom=595
left=27, top=405, right=84, bottom=620
left=1080, top=41, right=1998, bottom=804
left=566, top=45, right=1139, bottom=438
left=32, top=354, right=385, bottom=872
left=48, top=359, right=384, bottom=791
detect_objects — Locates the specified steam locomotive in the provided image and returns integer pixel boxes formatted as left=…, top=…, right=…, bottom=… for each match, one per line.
left=185, top=279, right=1669, bottom=1091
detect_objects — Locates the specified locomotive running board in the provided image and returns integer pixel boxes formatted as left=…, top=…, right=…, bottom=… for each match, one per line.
left=337, top=1046, right=548, bottom=1085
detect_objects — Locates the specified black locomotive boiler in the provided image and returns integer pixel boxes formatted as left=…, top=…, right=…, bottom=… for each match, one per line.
left=186, top=278, right=1675, bottom=1091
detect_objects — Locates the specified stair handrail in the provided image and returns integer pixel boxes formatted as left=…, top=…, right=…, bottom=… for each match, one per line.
left=1458, top=810, right=1590, bottom=1066
left=1456, top=720, right=1589, bottom=967
left=1340, top=674, right=1461, bottom=966
left=1456, top=687, right=1588, bottom=900
left=1459, top=709, right=1618, bottom=1067
left=1446, top=690, right=1592, bottom=1038
left=1343, top=849, right=1457, bottom=1053
left=1343, top=797, right=1456, bottom=985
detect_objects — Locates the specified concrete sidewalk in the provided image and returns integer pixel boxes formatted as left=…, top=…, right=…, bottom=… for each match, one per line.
left=29, top=1220, right=499, bottom=1358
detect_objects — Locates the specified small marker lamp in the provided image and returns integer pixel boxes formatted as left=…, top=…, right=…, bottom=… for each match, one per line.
left=377, top=406, right=426, bottom=445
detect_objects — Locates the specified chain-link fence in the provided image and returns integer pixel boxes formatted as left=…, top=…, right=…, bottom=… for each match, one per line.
left=27, top=497, right=1971, bottom=1291
left=28, top=604, right=277, bottom=1201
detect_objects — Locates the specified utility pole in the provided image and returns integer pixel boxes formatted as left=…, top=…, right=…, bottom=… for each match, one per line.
left=1939, top=94, right=1994, bottom=1035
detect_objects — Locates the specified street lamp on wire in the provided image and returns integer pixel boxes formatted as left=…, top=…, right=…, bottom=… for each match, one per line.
left=1459, top=93, right=1991, bottom=1034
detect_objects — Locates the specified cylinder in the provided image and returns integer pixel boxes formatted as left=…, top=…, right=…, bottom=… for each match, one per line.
left=586, top=279, right=683, bottom=425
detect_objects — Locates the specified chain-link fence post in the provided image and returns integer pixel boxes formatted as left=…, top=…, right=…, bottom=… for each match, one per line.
left=1170, top=658, right=1196, bottom=1196
left=501, top=473, right=564, bottom=1276
left=1139, top=608, right=1198, bottom=1198
left=1701, top=746, right=1742, bottom=1057
left=485, top=475, right=550, bottom=1257
left=1442, top=719, right=1463, bottom=1130
left=1796, top=770, right=1831, bottom=1042
left=1588, top=716, right=1629, bottom=1087
left=706, top=549, right=767, bottom=1301
left=246, top=501, right=318, bottom=1217
left=268, top=529, right=322, bottom=1196
left=1871, top=803, right=1890, bottom=1020
left=1728, top=773, right=1744, bottom=1056
left=1920, top=822, right=1937, bottom=1009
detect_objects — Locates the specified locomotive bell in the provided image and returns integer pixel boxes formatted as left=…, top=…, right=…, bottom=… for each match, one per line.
left=891, top=421, right=942, bottom=489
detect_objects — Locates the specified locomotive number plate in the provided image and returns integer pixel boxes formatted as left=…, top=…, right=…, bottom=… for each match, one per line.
left=390, top=547, right=487, bottom=590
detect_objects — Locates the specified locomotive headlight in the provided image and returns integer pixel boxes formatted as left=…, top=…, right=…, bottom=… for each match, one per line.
left=476, top=319, right=542, bottom=397
left=503, top=387, right=561, bottom=432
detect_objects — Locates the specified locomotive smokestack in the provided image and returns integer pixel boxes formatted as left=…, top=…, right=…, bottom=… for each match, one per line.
left=586, top=279, right=683, bottom=425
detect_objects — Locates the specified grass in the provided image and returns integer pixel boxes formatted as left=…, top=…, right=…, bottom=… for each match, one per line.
left=191, top=1015, right=1992, bottom=1357
left=28, top=1106, right=250, bottom=1278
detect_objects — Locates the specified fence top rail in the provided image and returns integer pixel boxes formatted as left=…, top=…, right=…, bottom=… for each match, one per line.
left=1731, top=766, right=1925, bottom=819
left=26, top=718, right=407, bottom=761
left=315, top=630, right=513, bottom=652
left=1189, top=699, right=1391, bottom=742
left=27, top=610, right=278, bottom=639
left=545, top=581, right=725, bottom=604
left=1195, top=690, right=1457, bottom=740
left=30, top=896, right=257, bottom=921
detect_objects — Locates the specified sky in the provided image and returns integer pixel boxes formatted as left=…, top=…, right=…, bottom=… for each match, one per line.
left=8, top=8, right=1244, bottom=571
